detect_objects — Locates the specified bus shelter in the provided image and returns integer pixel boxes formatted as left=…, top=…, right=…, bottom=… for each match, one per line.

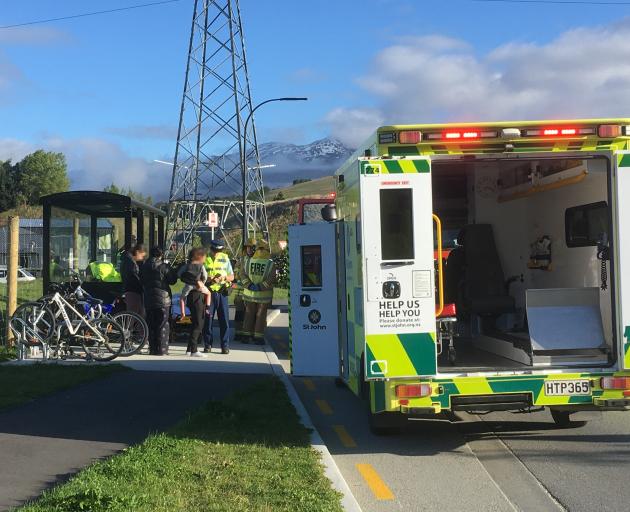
left=41, top=191, right=166, bottom=300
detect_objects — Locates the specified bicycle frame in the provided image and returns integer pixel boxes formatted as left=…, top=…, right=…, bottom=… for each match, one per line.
left=47, top=292, right=107, bottom=343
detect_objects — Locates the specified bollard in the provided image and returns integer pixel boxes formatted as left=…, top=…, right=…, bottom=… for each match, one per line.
left=5, top=215, right=18, bottom=347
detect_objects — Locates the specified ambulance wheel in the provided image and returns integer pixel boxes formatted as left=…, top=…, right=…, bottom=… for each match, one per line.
left=366, top=387, right=404, bottom=435
left=368, top=409, right=405, bottom=436
left=334, top=377, right=346, bottom=388
left=550, top=409, right=573, bottom=428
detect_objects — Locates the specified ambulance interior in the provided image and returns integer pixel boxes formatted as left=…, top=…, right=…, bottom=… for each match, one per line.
left=431, top=156, right=615, bottom=372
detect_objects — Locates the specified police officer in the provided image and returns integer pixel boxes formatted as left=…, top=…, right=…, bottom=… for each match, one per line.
left=242, top=239, right=275, bottom=345
left=234, top=238, right=256, bottom=342
left=202, top=240, right=234, bottom=354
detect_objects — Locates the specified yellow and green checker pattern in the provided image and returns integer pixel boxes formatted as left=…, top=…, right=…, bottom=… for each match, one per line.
left=360, top=158, right=429, bottom=175
left=368, top=371, right=630, bottom=414
left=366, top=333, right=437, bottom=379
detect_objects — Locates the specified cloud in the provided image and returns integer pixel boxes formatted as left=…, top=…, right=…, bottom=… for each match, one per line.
left=288, top=67, right=327, bottom=83
left=326, top=20, right=630, bottom=146
left=325, top=107, right=385, bottom=148
left=0, top=136, right=173, bottom=200
left=0, top=26, right=71, bottom=45
left=108, top=124, right=177, bottom=140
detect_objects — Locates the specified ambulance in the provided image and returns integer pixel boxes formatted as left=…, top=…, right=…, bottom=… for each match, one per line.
left=289, top=119, right=630, bottom=433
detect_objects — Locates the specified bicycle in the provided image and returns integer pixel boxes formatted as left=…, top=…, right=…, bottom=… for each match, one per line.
left=43, top=276, right=149, bottom=357
left=10, top=291, right=126, bottom=362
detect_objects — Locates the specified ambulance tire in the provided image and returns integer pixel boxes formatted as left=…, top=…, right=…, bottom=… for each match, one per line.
left=550, top=409, right=574, bottom=428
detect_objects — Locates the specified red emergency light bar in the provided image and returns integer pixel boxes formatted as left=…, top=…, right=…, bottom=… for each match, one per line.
left=524, top=127, right=594, bottom=137
left=426, top=130, right=497, bottom=141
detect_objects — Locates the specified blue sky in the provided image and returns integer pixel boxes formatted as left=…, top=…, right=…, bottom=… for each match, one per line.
left=1, top=0, right=629, bottom=195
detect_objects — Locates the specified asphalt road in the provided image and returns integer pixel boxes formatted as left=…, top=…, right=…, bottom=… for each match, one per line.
left=267, top=312, right=630, bottom=512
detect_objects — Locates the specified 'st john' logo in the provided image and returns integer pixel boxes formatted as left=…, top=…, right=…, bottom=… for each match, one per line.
left=308, top=309, right=321, bottom=325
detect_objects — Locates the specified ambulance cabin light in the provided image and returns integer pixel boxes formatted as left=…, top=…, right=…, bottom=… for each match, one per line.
left=398, top=130, right=422, bottom=144
left=395, top=383, right=432, bottom=398
left=378, top=132, right=397, bottom=144
left=598, top=125, right=630, bottom=137
left=600, top=376, right=630, bottom=390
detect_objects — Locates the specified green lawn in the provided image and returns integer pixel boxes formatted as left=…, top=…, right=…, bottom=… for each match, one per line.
left=19, top=377, right=343, bottom=512
left=0, top=364, right=126, bottom=410
left=269, top=176, right=335, bottom=201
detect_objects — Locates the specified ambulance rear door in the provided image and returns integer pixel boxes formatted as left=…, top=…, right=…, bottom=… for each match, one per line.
left=359, top=157, right=438, bottom=379
left=289, top=222, right=340, bottom=376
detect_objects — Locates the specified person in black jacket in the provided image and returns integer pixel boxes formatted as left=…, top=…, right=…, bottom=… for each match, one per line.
left=121, top=243, right=147, bottom=317
left=140, top=246, right=177, bottom=355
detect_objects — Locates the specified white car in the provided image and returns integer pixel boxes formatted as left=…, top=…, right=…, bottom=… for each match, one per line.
left=0, top=265, right=36, bottom=284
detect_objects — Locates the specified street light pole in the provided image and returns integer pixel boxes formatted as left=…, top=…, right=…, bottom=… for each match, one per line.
left=241, top=97, right=308, bottom=248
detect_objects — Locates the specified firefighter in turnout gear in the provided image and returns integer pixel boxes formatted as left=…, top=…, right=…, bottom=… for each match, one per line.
left=234, top=238, right=257, bottom=342
left=202, top=240, right=234, bottom=354
left=242, top=239, right=275, bottom=345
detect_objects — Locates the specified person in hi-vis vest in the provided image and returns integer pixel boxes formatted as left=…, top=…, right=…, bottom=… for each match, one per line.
left=242, top=239, right=275, bottom=345
left=202, top=240, right=234, bottom=354
left=234, top=238, right=257, bottom=342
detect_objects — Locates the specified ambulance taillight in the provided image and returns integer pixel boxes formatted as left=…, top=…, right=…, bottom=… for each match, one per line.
left=395, top=384, right=432, bottom=398
left=600, top=377, right=630, bottom=390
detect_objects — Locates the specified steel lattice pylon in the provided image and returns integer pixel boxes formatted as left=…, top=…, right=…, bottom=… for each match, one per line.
left=166, top=0, right=268, bottom=260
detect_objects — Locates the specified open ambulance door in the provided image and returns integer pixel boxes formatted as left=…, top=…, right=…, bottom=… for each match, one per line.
left=289, top=222, right=341, bottom=377
left=615, top=152, right=630, bottom=370
left=359, top=157, right=439, bottom=379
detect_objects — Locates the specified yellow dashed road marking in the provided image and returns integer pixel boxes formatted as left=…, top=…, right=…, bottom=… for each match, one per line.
left=356, top=463, right=395, bottom=500
left=303, top=378, right=316, bottom=391
left=333, top=425, right=357, bottom=448
left=315, top=399, right=333, bottom=415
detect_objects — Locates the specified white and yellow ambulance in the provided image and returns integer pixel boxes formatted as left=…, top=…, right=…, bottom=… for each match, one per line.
left=289, top=119, right=630, bottom=433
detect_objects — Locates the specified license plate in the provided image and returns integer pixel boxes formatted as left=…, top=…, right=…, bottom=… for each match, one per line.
left=544, top=379, right=591, bottom=396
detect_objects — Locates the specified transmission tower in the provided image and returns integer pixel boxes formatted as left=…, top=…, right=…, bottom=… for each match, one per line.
left=166, top=0, right=268, bottom=260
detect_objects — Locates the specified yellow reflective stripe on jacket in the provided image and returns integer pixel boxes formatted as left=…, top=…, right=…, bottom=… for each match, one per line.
left=243, top=256, right=274, bottom=303
left=204, top=252, right=231, bottom=291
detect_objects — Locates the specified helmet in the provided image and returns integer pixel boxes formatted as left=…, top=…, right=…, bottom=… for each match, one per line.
left=256, top=239, right=269, bottom=249
left=244, top=237, right=257, bottom=248
left=209, top=239, right=225, bottom=251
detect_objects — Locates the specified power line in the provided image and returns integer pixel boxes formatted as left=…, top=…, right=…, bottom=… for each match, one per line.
left=0, top=0, right=181, bottom=30
left=471, top=0, right=630, bottom=4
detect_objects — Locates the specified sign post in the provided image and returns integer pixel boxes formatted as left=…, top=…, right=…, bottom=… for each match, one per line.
left=208, top=211, right=219, bottom=240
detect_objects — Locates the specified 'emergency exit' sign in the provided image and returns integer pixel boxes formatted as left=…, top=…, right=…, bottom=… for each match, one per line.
left=207, top=212, right=219, bottom=228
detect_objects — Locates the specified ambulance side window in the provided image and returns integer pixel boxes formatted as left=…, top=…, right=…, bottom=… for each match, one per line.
left=380, top=188, right=414, bottom=260
left=301, top=245, right=323, bottom=288
left=565, top=201, right=608, bottom=247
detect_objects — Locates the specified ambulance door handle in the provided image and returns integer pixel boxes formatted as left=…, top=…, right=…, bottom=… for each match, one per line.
left=381, top=261, right=414, bottom=267
left=347, top=294, right=350, bottom=310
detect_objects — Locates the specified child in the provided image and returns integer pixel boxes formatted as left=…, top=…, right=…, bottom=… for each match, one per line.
left=178, top=248, right=211, bottom=319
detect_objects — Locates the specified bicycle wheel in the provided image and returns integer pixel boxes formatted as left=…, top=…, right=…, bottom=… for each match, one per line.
left=9, top=302, right=56, bottom=345
left=113, top=311, right=148, bottom=356
left=80, top=317, right=125, bottom=362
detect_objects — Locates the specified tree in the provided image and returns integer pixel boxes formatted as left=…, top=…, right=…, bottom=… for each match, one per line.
left=292, top=178, right=311, bottom=185
left=104, top=183, right=154, bottom=205
left=273, top=191, right=285, bottom=201
left=0, top=160, right=18, bottom=211
left=16, top=150, right=69, bottom=205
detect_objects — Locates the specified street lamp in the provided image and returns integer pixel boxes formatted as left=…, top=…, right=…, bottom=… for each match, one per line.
left=241, top=97, right=308, bottom=247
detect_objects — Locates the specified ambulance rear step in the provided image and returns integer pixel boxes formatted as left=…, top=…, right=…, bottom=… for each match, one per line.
left=451, top=393, right=532, bottom=412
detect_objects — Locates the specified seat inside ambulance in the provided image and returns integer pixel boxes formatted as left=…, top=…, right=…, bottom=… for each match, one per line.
left=432, top=157, right=614, bottom=372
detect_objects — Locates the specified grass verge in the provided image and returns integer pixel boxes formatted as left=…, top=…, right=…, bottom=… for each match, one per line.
left=19, top=377, right=343, bottom=512
left=0, top=364, right=126, bottom=410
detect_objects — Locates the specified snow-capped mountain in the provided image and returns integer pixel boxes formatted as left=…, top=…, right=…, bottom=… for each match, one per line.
left=255, top=137, right=353, bottom=187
